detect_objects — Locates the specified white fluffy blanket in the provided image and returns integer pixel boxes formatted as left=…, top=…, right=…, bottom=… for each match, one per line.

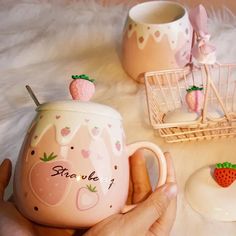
left=1, top=1, right=236, bottom=235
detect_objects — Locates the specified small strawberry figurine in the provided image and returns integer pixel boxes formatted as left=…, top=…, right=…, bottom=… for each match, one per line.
left=213, top=162, right=236, bottom=188
left=70, top=74, right=95, bottom=101
left=185, top=85, right=204, bottom=113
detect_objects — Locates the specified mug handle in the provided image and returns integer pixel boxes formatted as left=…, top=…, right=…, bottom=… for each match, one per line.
left=121, top=141, right=167, bottom=213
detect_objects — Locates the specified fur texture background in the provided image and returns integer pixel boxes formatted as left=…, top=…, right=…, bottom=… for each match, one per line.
left=1, top=1, right=236, bottom=235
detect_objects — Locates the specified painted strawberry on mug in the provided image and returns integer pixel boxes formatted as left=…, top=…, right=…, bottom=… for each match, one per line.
left=29, top=152, right=71, bottom=205
left=61, top=127, right=71, bottom=137
left=213, top=162, right=236, bottom=188
left=77, top=184, right=99, bottom=211
left=185, top=85, right=204, bottom=113
left=115, top=141, right=121, bottom=151
left=92, top=127, right=100, bottom=136
left=70, top=74, right=95, bottom=101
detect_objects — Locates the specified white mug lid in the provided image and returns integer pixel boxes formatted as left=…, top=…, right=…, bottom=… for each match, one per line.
left=36, top=100, right=122, bottom=120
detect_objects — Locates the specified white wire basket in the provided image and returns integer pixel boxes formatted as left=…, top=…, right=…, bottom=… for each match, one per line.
left=144, top=63, right=236, bottom=143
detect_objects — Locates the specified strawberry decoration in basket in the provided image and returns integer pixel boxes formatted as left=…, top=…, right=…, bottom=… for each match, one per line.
left=185, top=85, right=204, bottom=113
left=70, top=74, right=95, bottom=101
left=213, top=162, right=236, bottom=188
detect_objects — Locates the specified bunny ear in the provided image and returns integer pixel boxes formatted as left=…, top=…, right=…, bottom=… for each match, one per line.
left=189, top=5, right=216, bottom=64
left=189, top=4, right=208, bottom=36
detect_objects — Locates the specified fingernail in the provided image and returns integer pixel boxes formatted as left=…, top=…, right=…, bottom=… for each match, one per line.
left=0, top=159, right=8, bottom=167
left=162, top=183, right=178, bottom=199
left=0, top=159, right=11, bottom=169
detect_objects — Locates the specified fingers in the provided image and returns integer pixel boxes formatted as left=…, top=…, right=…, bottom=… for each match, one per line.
left=0, top=159, right=12, bottom=201
left=149, top=152, right=177, bottom=235
left=124, top=182, right=177, bottom=233
left=126, top=177, right=133, bottom=205
left=33, top=225, right=74, bottom=236
left=130, top=150, right=152, bottom=203
left=164, top=152, right=176, bottom=183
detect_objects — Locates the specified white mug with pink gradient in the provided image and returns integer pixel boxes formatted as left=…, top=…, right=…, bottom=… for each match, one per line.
left=122, top=1, right=193, bottom=82
left=14, top=100, right=167, bottom=228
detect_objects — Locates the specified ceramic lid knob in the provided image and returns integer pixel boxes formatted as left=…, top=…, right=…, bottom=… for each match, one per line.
left=69, top=74, right=95, bottom=102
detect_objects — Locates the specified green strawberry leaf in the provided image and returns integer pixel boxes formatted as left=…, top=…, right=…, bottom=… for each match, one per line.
left=40, top=152, right=57, bottom=162
left=86, top=184, right=91, bottom=190
left=186, top=85, right=203, bottom=92
left=216, top=162, right=236, bottom=169
left=71, top=74, right=95, bottom=83
left=87, top=184, right=97, bottom=192
left=216, top=163, right=223, bottom=168
left=223, top=162, right=231, bottom=168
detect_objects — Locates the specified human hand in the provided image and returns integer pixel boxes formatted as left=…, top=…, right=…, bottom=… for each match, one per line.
left=83, top=151, right=177, bottom=236
left=0, top=151, right=177, bottom=236
left=0, top=159, right=74, bottom=236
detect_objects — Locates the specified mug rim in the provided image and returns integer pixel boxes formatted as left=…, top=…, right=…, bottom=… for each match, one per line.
left=128, top=0, right=187, bottom=26
left=36, top=100, right=122, bottom=120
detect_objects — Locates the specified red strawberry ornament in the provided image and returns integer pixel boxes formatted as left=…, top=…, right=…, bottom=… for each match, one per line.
left=77, top=184, right=99, bottom=210
left=185, top=85, right=204, bottom=113
left=70, top=74, right=95, bottom=102
left=29, top=152, right=71, bottom=205
left=213, top=162, right=236, bottom=188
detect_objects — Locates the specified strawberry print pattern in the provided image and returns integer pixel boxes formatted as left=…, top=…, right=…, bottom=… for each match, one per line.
left=77, top=185, right=99, bottom=211
left=29, top=152, right=71, bottom=206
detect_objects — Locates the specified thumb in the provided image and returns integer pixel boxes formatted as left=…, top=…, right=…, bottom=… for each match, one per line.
left=124, top=183, right=177, bottom=232
left=0, top=159, right=12, bottom=201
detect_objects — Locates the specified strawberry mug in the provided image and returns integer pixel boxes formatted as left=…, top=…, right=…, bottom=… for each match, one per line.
left=14, top=100, right=167, bottom=228
left=122, top=1, right=193, bottom=82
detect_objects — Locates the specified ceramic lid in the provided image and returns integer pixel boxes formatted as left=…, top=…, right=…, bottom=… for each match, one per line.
left=37, top=100, right=122, bottom=120
left=185, top=165, right=236, bottom=221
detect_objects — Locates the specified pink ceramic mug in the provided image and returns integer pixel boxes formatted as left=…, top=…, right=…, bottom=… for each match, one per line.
left=122, top=1, right=193, bottom=82
left=14, top=100, right=167, bottom=228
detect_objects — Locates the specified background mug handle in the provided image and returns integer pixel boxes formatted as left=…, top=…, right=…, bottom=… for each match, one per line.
left=121, top=141, right=167, bottom=213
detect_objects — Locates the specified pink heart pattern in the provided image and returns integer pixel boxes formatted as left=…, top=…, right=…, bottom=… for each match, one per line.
left=115, top=141, right=121, bottom=151
left=81, top=149, right=90, bottom=158
left=97, top=155, right=103, bottom=160
left=92, top=127, right=100, bottom=136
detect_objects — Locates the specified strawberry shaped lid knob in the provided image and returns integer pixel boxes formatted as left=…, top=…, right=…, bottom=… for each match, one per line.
left=213, top=162, right=236, bottom=188
left=70, top=74, right=95, bottom=102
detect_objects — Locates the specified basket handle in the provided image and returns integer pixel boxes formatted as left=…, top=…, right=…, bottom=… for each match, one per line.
left=202, top=65, right=231, bottom=123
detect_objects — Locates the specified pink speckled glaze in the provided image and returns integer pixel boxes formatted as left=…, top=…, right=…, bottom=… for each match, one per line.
left=14, top=101, right=167, bottom=228
left=122, top=1, right=193, bottom=82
